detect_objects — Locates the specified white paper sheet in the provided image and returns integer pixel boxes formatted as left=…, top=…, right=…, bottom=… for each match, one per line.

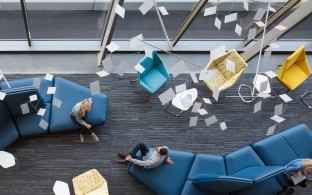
left=243, top=1, right=249, bottom=11
left=29, top=94, right=38, bottom=102
left=37, top=108, right=46, bottom=116
left=45, top=73, right=54, bottom=81
left=39, top=119, right=49, bottom=130
left=226, top=59, right=236, bottom=73
left=106, top=42, right=119, bottom=53
left=269, top=7, right=276, bottom=13
left=203, top=98, right=212, bottom=104
left=275, top=25, right=287, bottom=31
left=191, top=102, right=202, bottom=113
left=52, top=97, right=62, bottom=108
left=264, top=70, right=277, bottom=78
left=269, top=42, right=280, bottom=49
left=33, top=77, right=41, bottom=89
left=199, top=70, right=217, bottom=81
left=224, top=13, right=237, bottom=23
left=189, top=116, right=198, bottom=127
left=271, top=115, right=285, bottom=123
left=115, top=4, right=125, bottom=18
left=129, top=34, right=143, bottom=49
left=274, top=103, right=284, bottom=116
left=279, top=94, right=293, bottom=103
left=214, top=17, right=221, bottom=30
left=198, top=108, right=208, bottom=115
left=90, top=80, right=101, bottom=95
left=254, top=8, right=266, bottom=21
left=134, top=63, right=145, bottom=73
left=291, top=171, right=307, bottom=185
left=255, top=21, right=265, bottom=27
left=96, top=70, right=110, bottom=77
left=139, top=0, right=154, bottom=15
left=0, top=91, right=6, bottom=100
left=254, top=100, right=262, bottom=113
left=21, top=103, right=30, bottom=114
left=47, top=87, right=56, bottom=94
left=212, top=87, right=220, bottom=102
left=210, top=44, right=226, bottom=60
left=190, top=73, right=198, bottom=83
left=158, top=6, right=169, bottom=15
left=235, top=24, right=242, bottom=36
left=102, top=56, right=114, bottom=72
left=158, top=88, right=176, bottom=105
left=266, top=125, right=276, bottom=136
left=204, top=6, right=217, bottom=16
left=205, top=115, right=218, bottom=126
left=175, top=84, right=187, bottom=93
left=220, top=122, right=227, bottom=130
left=247, top=28, right=257, bottom=40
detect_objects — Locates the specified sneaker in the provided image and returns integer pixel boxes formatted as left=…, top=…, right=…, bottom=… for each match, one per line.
left=91, top=133, right=99, bottom=142
left=80, top=133, right=84, bottom=143
left=118, top=152, right=127, bottom=159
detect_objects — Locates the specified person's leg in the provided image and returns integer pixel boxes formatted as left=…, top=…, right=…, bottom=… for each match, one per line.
left=128, top=142, right=150, bottom=158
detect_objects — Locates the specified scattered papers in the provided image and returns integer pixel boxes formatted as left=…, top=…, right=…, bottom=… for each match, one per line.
left=226, top=59, right=236, bottom=73
left=189, top=116, right=198, bottom=127
left=269, top=42, right=280, bottom=49
left=190, top=73, right=198, bottom=83
left=214, top=17, right=222, bottom=30
left=45, top=73, right=53, bottom=81
left=191, top=102, right=202, bottom=113
left=47, top=87, right=56, bottom=94
left=115, top=4, right=125, bottom=18
left=198, top=108, right=208, bottom=115
left=33, top=77, right=41, bottom=89
left=29, top=94, right=38, bottom=102
left=266, top=125, right=276, bottom=136
left=52, top=97, right=62, bottom=108
left=271, top=115, right=285, bottom=123
left=269, top=7, right=276, bottom=13
left=175, top=84, right=186, bottom=93
left=274, top=103, right=284, bottom=116
left=129, top=34, right=143, bottom=49
left=170, top=60, right=187, bottom=78
left=212, top=87, right=220, bottom=101
left=96, top=70, right=110, bottom=77
left=158, top=88, right=176, bottom=105
left=220, top=122, right=227, bottom=130
left=279, top=94, right=293, bottom=103
left=139, top=0, right=154, bottom=15
left=205, top=115, right=218, bottom=126
left=115, top=60, right=128, bottom=77
left=243, top=1, right=249, bottom=11
left=254, top=100, right=262, bottom=113
left=90, top=80, right=101, bottom=95
left=254, top=8, right=266, bottom=21
left=0, top=91, right=6, bottom=100
left=158, top=6, right=169, bottom=15
left=106, top=42, right=119, bottom=53
left=259, top=79, right=269, bottom=93
left=224, top=13, right=237, bottom=23
left=291, top=171, right=307, bottom=185
left=235, top=24, right=242, bottom=36
left=134, top=63, right=145, bottom=73
left=204, top=6, right=217, bottom=16
left=37, top=108, right=46, bottom=116
left=199, top=70, right=217, bottom=81
left=257, top=92, right=271, bottom=99
left=255, top=21, right=265, bottom=27
left=263, top=51, right=272, bottom=62
left=264, top=70, right=277, bottom=78
left=39, top=119, right=49, bottom=130
left=275, top=25, right=287, bottom=31
left=247, top=28, right=257, bottom=40
left=144, top=47, right=153, bottom=58
left=21, top=103, right=30, bottom=114
left=210, top=44, right=226, bottom=60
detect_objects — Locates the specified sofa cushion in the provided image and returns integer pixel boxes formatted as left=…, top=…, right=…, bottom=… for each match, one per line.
left=232, top=166, right=285, bottom=182
left=280, top=124, right=312, bottom=158
left=192, top=173, right=253, bottom=193
left=128, top=150, right=195, bottom=195
left=181, top=180, right=229, bottom=195
left=49, top=77, right=108, bottom=133
left=0, top=77, right=54, bottom=103
left=2, top=86, right=46, bottom=117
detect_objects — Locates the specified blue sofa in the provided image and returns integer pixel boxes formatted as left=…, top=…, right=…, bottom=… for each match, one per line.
left=0, top=76, right=108, bottom=150
left=129, top=124, right=312, bottom=194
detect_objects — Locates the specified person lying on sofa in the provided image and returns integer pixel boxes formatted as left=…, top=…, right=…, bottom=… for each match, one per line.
left=71, top=98, right=99, bottom=143
left=117, top=142, right=173, bottom=168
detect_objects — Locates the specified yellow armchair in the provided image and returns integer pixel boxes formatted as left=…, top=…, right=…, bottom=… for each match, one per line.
left=277, top=45, right=310, bottom=91
left=72, top=169, right=109, bottom=195
left=203, top=49, right=248, bottom=92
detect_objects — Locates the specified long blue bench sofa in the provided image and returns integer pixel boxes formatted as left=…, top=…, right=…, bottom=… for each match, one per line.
left=0, top=76, right=108, bottom=150
left=129, top=124, right=312, bottom=195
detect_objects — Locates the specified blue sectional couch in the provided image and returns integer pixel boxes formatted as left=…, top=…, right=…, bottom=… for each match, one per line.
left=0, top=76, right=108, bottom=150
left=129, top=124, right=312, bottom=195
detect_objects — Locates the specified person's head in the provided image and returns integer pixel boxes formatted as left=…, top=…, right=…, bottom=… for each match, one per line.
left=156, top=146, right=168, bottom=156
left=80, top=99, right=92, bottom=112
left=303, top=160, right=312, bottom=175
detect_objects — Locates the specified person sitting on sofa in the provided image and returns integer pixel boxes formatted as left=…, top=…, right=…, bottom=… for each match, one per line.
left=71, top=98, right=99, bottom=143
left=117, top=142, right=173, bottom=168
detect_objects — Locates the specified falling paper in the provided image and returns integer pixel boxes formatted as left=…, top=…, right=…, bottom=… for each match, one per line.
left=175, top=84, right=186, bottom=93
left=33, top=77, right=41, bottom=89
left=247, top=28, right=257, bottom=40
left=139, top=0, right=154, bottom=15
left=279, top=94, right=293, bottom=103
left=255, top=21, right=265, bottom=27
left=37, top=108, right=46, bottom=116
left=170, top=60, right=187, bottom=78
left=275, top=25, right=287, bottom=31
left=220, top=122, right=227, bottom=130
left=271, top=115, right=285, bottom=123
left=96, top=70, right=110, bottom=77
left=158, top=88, right=176, bottom=105
left=205, top=115, right=218, bottom=126
left=204, top=6, right=217, bottom=16
left=199, top=70, right=217, bottom=81
left=274, top=103, right=284, bottom=116
left=264, top=70, right=277, bottom=78
left=129, top=34, right=143, bottom=49
left=106, top=42, right=119, bottom=53
left=263, top=51, right=272, bottom=62
left=254, top=100, right=262, bottom=113
left=198, top=108, right=208, bottom=115
left=269, top=42, right=280, bottom=49
left=203, top=98, right=212, bottom=104
left=144, top=47, right=153, bottom=58
left=52, top=97, right=62, bottom=108
left=210, top=44, right=226, bottom=60
left=45, top=73, right=53, bottom=81
left=0, top=91, right=6, bottom=100
left=226, top=59, right=236, bottom=73
left=235, top=24, right=242, bottom=36
left=115, top=4, right=125, bottom=18
left=191, top=102, right=202, bottom=113
left=115, top=60, right=128, bottom=77
left=212, top=87, right=220, bottom=101
left=158, top=6, right=169, bottom=15
left=21, top=103, right=30, bottom=114
left=90, top=80, right=101, bottom=95
left=243, top=1, right=249, bottom=11
left=224, top=13, right=237, bottom=23
left=39, top=119, right=49, bottom=130
left=102, top=56, right=114, bottom=72
left=47, top=87, right=56, bottom=94
left=134, top=63, right=145, bottom=73
left=269, top=7, right=276, bottom=13
left=254, top=8, right=266, bottom=21
left=214, top=17, right=222, bottom=30
left=189, top=116, right=198, bottom=127
left=29, top=94, right=38, bottom=102
left=266, top=125, right=276, bottom=136
left=190, top=73, right=198, bottom=83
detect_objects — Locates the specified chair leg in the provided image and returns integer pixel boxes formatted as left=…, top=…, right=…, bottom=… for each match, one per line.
left=130, top=79, right=137, bottom=84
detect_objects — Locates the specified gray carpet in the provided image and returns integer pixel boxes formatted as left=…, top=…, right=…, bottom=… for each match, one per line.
left=0, top=73, right=312, bottom=195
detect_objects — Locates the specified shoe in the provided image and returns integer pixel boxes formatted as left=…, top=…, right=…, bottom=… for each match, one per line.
left=117, top=160, right=129, bottom=165
left=118, top=152, right=127, bottom=159
left=80, top=133, right=84, bottom=143
left=91, top=133, right=99, bottom=142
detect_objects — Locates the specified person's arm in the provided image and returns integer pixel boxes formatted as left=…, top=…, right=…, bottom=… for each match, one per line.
left=73, top=106, right=91, bottom=129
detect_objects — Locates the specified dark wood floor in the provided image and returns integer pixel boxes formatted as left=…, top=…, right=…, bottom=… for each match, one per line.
left=0, top=74, right=312, bottom=195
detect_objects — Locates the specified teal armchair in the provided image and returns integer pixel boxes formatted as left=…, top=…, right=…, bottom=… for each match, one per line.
left=137, top=51, right=169, bottom=94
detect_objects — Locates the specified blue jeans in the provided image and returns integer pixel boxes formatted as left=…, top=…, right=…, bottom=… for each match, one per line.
left=128, top=142, right=150, bottom=159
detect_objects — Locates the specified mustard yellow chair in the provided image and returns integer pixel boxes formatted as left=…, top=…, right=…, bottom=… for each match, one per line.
left=203, top=49, right=248, bottom=92
left=72, top=169, right=109, bottom=195
left=277, top=45, right=310, bottom=91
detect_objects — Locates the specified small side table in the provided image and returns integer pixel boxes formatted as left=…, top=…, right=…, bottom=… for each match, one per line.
left=53, top=180, right=70, bottom=195
left=166, top=88, right=198, bottom=116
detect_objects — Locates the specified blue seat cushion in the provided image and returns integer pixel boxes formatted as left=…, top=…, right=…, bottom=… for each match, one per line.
left=181, top=180, right=228, bottom=195
left=128, top=150, right=195, bottom=195
left=0, top=77, right=54, bottom=103
left=140, top=69, right=168, bottom=94
left=49, top=77, right=108, bottom=133
left=14, top=103, right=51, bottom=137
left=232, top=166, right=285, bottom=182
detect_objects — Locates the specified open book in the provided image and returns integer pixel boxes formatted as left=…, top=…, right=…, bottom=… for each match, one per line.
left=291, top=171, right=307, bottom=185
